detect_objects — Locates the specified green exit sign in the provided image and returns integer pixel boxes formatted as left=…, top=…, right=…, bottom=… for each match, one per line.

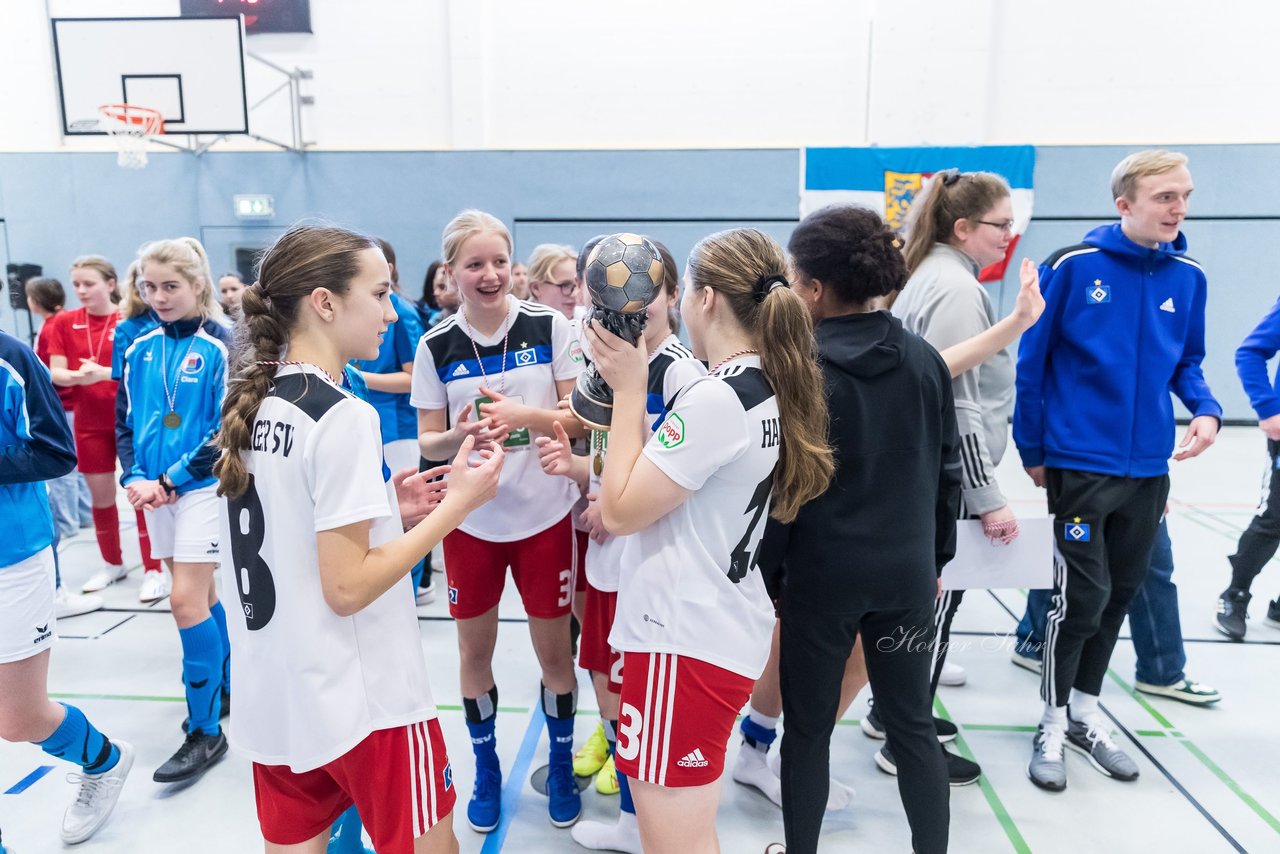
left=234, top=194, right=275, bottom=218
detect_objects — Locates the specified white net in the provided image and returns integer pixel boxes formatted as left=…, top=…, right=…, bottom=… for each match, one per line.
left=98, top=104, right=164, bottom=169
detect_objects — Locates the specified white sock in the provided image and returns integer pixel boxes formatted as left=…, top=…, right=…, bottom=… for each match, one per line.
left=765, top=747, right=855, bottom=811
left=570, top=812, right=644, bottom=854
left=1040, top=704, right=1067, bottom=730
left=747, top=703, right=780, bottom=732
left=733, top=742, right=782, bottom=806
left=1068, top=690, right=1099, bottom=722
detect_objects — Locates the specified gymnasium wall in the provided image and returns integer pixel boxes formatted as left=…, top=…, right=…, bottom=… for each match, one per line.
left=4, top=1, right=1280, bottom=152
left=0, top=143, right=1277, bottom=420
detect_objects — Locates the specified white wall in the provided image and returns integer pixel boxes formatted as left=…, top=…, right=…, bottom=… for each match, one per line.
left=2, top=0, right=1278, bottom=152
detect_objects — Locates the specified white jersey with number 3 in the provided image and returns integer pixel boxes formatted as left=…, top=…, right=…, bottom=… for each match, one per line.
left=219, top=365, right=435, bottom=773
left=608, top=355, right=780, bottom=679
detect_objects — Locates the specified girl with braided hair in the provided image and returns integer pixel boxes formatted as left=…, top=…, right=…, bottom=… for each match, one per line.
left=215, top=224, right=502, bottom=853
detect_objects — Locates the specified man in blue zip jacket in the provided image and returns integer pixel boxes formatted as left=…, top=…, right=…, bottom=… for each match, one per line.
left=1013, top=150, right=1221, bottom=792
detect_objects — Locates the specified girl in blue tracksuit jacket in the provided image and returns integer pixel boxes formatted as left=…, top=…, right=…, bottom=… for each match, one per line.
left=117, top=237, right=233, bottom=786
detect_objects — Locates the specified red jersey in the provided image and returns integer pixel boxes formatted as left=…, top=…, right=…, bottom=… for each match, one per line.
left=44, top=307, right=120, bottom=431
left=34, top=316, right=75, bottom=412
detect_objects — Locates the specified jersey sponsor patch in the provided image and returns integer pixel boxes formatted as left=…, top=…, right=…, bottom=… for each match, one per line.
left=569, top=340, right=585, bottom=363
left=183, top=352, right=205, bottom=374
left=656, top=412, right=685, bottom=449
left=1064, top=518, right=1091, bottom=542
left=1086, top=280, right=1111, bottom=305
left=513, top=347, right=536, bottom=366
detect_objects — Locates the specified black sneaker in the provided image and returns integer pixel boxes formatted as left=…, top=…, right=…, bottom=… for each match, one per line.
left=1267, top=598, right=1280, bottom=630
left=1215, top=587, right=1250, bottom=641
left=153, top=730, right=228, bottom=784
left=874, top=744, right=980, bottom=786
left=181, top=689, right=231, bottom=734
left=859, top=702, right=957, bottom=744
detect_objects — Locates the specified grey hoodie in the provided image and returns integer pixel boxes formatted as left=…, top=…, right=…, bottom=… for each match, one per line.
left=891, top=243, right=1014, bottom=515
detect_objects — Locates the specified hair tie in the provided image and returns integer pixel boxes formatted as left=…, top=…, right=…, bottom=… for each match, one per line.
left=754, top=274, right=788, bottom=304
left=939, top=169, right=962, bottom=187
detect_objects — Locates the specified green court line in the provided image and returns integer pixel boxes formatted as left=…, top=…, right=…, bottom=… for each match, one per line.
left=933, top=696, right=1031, bottom=854
left=1106, top=670, right=1280, bottom=836
left=1135, top=729, right=1167, bottom=738
left=51, top=692, right=184, bottom=703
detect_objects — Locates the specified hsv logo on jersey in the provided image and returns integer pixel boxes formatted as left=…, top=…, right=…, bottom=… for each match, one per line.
left=1087, top=279, right=1111, bottom=305
left=657, top=413, right=685, bottom=449
left=513, top=347, right=536, bottom=366
left=1065, top=517, right=1091, bottom=542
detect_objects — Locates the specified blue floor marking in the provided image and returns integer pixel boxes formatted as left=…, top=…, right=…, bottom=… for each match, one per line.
left=5, top=765, right=54, bottom=795
left=481, top=705, right=546, bottom=854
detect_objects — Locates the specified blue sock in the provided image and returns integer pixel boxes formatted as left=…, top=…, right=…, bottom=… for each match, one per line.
left=179, top=617, right=223, bottom=736
left=542, top=684, right=576, bottom=767
left=37, top=703, right=119, bottom=774
left=609, top=739, right=635, bottom=815
left=463, top=686, right=500, bottom=771
left=327, top=806, right=372, bottom=854
left=209, top=600, right=231, bottom=688
left=740, top=716, right=777, bottom=753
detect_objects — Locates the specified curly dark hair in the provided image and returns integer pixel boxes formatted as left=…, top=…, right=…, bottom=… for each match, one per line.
left=787, top=205, right=906, bottom=306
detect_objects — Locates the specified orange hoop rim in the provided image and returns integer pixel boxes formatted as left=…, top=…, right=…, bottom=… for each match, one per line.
left=98, top=103, right=166, bottom=135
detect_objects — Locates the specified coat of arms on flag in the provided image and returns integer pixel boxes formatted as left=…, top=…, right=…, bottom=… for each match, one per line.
left=801, top=145, right=1035, bottom=282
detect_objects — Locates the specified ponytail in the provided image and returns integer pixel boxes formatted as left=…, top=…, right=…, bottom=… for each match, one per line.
left=901, top=169, right=1010, bottom=275
left=686, top=229, right=833, bottom=523
left=215, top=224, right=380, bottom=498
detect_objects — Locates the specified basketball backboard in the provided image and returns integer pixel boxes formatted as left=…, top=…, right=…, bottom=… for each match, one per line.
left=52, top=17, right=249, bottom=137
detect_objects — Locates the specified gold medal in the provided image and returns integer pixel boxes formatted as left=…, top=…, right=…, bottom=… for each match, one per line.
left=593, top=453, right=603, bottom=476
left=163, top=412, right=182, bottom=429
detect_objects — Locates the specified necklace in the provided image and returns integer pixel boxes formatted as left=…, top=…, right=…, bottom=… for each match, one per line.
left=255, top=360, right=340, bottom=386
left=461, top=302, right=512, bottom=396
left=709, top=348, right=760, bottom=374
left=160, top=323, right=200, bottom=429
left=84, top=309, right=117, bottom=366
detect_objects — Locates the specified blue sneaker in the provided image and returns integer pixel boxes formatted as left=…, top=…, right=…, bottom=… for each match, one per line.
left=467, top=765, right=502, bottom=833
left=546, top=762, right=582, bottom=828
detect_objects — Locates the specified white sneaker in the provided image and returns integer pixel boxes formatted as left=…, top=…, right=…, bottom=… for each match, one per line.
left=766, top=746, right=855, bottom=810
left=416, top=577, right=437, bottom=606
left=61, top=740, right=134, bottom=844
left=55, top=587, right=103, bottom=619
left=939, top=662, right=967, bottom=687
left=733, top=743, right=782, bottom=806
left=81, top=564, right=128, bottom=593
left=138, top=570, right=171, bottom=603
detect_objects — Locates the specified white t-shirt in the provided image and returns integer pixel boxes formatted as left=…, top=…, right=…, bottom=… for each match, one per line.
left=608, top=355, right=780, bottom=679
left=411, top=298, right=583, bottom=542
left=585, top=334, right=705, bottom=591
left=219, top=365, right=436, bottom=772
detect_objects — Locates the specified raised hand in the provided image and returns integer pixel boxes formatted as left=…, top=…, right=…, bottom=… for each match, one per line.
left=441, top=436, right=504, bottom=515
left=393, top=464, right=452, bottom=528
left=1012, top=259, right=1045, bottom=332
left=534, top=420, right=574, bottom=478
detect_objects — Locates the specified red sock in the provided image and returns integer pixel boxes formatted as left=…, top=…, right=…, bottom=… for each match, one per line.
left=136, top=510, right=160, bottom=572
left=92, top=505, right=123, bottom=565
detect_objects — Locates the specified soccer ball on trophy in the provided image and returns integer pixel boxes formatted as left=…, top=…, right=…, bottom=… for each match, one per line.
left=569, top=233, right=664, bottom=430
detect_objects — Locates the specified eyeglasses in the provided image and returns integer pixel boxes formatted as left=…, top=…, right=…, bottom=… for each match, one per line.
left=538, top=279, right=580, bottom=297
left=975, top=219, right=1015, bottom=235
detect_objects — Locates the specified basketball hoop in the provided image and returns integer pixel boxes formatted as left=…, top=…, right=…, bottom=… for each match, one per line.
left=98, top=104, right=165, bottom=169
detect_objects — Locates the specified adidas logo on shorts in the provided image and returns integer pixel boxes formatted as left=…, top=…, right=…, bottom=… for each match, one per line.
left=677, top=748, right=709, bottom=768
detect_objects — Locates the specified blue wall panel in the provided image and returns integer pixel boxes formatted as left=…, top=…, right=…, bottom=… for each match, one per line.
left=0, top=144, right=1274, bottom=418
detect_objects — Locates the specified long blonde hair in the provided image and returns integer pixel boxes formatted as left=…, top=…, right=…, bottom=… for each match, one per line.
left=686, top=228, right=833, bottom=523
left=136, top=237, right=226, bottom=323
left=901, top=170, right=1010, bottom=275
left=119, top=260, right=151, bottom=319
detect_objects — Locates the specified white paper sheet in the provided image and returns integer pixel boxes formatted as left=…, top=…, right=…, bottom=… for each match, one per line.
left=941, top=517, right=1055, bottom=591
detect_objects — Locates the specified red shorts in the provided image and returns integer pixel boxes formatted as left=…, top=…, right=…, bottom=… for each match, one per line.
left=252, top=720, right=455, bottom=852
left=614, top=652, right=753, bottom=788
left=574, top=530, right=588, bottom=593
left=578, top=582, right=622, bottom=692
left=74, top=427, right=117, bottom=475
left=442, top=514, right=575, bottom=619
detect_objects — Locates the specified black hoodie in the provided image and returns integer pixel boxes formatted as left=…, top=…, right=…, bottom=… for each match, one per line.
left=759, top=310, right=962, bottom=613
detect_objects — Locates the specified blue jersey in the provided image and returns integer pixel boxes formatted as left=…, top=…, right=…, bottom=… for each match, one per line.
left=0, top=332, right=77, bottom=565
left=117, top=316, right=232, bottom=493
left=112, top=311, right=160, bottom=381
left=353, top=291, right=422, bottom=444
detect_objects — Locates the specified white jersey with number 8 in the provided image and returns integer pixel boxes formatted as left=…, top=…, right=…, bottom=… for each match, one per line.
left=608, top=355, right=780, bottom=680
